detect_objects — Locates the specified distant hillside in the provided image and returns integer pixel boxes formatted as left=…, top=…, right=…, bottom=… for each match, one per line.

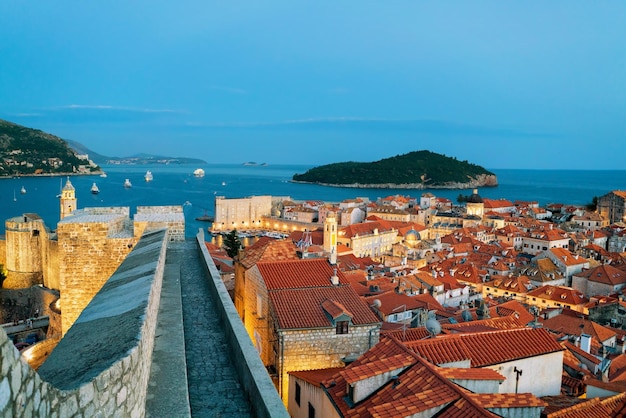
left=292, top=150, right=498, bottom=189
left=0, top=119, right=100, bottom=176
left=66, top=140, right=207, bottom=165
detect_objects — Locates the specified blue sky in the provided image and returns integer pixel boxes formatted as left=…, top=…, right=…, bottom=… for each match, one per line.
left=1, top=2, right=625, bottom=169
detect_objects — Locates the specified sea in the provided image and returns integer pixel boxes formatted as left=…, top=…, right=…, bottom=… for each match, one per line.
left=1, top=164, right=625, bottom=239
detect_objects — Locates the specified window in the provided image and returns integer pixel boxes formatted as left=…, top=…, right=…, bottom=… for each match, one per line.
left=308, top=402, right=315, bottom=418
left=256, top=294, right=263, bottom=318
left=336, top=320, right=349, bottom=334
left=295, top=382, right=301, bottom=406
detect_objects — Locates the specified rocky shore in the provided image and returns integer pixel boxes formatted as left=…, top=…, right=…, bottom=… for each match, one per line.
left=292, top=173, right=498, bottom=190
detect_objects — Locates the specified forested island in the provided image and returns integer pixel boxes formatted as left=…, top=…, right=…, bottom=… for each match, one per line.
left=292, top=150, right=498, bottom=189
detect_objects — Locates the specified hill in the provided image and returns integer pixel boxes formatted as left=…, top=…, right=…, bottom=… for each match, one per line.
left=0, top=119, right=100, bottom=177
left=292, top=150, right=498, bottom=189
left=66, top=140, right=207, bottom=165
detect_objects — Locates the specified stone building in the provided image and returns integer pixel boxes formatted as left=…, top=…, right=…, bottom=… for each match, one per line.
left=268, top=285, right=380, bottom=403
left=598, top=190, right=626, bottom=224
left=212, top=195, right=274, bottom=232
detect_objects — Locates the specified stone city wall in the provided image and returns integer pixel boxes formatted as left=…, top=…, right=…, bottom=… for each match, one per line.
left=57, top=214, right=135, bottom=335
left=0, top=239, right=6, bottom=268
left=135, top=206, right=185, bottom=242
left=0, top=228, right=169, bottom=418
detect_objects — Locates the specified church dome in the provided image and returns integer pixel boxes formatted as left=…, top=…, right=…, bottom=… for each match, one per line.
left=467, top=189, right=482, bottom=203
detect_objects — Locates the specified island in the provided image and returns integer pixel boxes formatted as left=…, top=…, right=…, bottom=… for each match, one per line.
left=292, top=150, right=498, bottom=189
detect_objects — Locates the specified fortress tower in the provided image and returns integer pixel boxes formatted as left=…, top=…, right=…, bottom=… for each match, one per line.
left=59, top=177, right=77, bottom=220
left=323, top=211, right=338, bottom=264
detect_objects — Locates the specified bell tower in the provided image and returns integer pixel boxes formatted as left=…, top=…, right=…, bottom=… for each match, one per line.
left=60, top=177, right=77, bottom=220
left=324, top=211, right=338, bottom=264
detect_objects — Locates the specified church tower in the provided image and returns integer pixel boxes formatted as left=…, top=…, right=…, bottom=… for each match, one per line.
left=60, top=177, right=77, bottom=220
left=465, top=189, right=484, bottom=220
left=324, top=211, right=338, bottom=264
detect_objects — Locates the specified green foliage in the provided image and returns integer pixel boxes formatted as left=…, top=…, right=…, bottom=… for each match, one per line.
left=587, top=196, right=598, bottom=211
left=292, top=150, right=494, bottom=186
left=223, top=229, right=242, bottom=259
left=0, top=119, right=98, bottom=175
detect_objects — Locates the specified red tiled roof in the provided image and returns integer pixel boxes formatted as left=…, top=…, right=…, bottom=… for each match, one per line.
left=341, top=353, right=415, bottom=384
left=466, top=392, right=546, bottom=409
left=240, top=238, right=299, bottom=269
left=437, top=367, right=504, bottom=381
left=288, top=367, right=344, bottom=386
left=577, top=264, right=626, bottom=285
left=405, top=328, right=563, bottom=367
left=269, top=285, right=380, bottom=329
left=257, top=258, right=348, bottom=290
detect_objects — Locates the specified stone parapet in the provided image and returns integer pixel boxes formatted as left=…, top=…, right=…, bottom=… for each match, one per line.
left=8, top=228, right=170, bottom=417
left=196, top=229, right=289, bottom=418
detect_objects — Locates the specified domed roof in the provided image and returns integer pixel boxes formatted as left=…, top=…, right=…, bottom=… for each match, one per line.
left=62, top=177, right=75, bottom=191
left=467, top=188, right=482, bottom=203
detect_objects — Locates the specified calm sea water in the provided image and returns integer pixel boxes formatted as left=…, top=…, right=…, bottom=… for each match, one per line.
left=1, top=164, right=625, bottom=237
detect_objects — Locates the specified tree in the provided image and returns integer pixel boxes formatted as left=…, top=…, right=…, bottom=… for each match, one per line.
left=223, top=229, right=242, bottom=259
left=586, top=196, right=598, bottom=211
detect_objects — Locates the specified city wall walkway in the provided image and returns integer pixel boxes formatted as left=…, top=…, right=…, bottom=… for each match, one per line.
left=147, top=234, right=287, bottom=418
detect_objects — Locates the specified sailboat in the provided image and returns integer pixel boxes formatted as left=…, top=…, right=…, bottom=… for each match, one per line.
left=13, top=190, right=17, bottom=202
left=144, top=170, right=153, bottom=182
left=20, top=186, right=26, bottom=194
left=124, top=179, right=132, bottom=188
left=91, top=182, right=100, bottom=194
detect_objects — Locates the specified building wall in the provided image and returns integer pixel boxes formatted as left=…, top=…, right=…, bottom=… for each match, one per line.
left=484, top=351, right=563, bottom=397
left=276, top=324, right=380, bottom=403
left=213, top=195, right=273, bottom=231
left=338, top=230, right=397, bottom=258
left=134, top=206, right=185, bottom=242
left=243, top=266, right=272, bottom=365
left=0, top=239, right=6, bottom=268
left=4, top=216, right=48, bottom=288
left=288, top=376, right=339, bottom=418
left=57, top=214, right=135, bottom=335
left=598, top=192, right=626, bottom=224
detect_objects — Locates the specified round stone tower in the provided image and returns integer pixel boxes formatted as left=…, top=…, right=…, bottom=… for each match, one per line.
left=3, top=214, right=46, bottom=288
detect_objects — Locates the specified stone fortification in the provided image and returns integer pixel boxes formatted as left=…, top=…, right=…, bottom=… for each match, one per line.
left=3, top=214, right=50, bottom=289
left=134, top=205, right=185, bottom=241
left=0, top=228, right=170, bottom=418
left=56, top=207, right=136, bottom=335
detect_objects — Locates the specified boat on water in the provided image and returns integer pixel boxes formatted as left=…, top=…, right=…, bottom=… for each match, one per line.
left=91, top=183, right=100, bottom=194
left=193, top=168, right=205, bottom=178
left=13, top=190, right=16, bottom=202
left=124, top=179, right=132, bottom=188
left=195, top=210, right=214, bottom=222
left=100, top=172, right=107, bottom=178
left=20, top=186, right=26, bottom=194
left=144, top=170, right=153, bottom=182
left=221, top=181, right=226, bottom=186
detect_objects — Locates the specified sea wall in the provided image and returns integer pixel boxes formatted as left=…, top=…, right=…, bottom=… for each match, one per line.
left=5, top=228, right=169, bottom=418
left=292, top=173, right=499, bottom=189
left=196, top=229, right=289, bottom=418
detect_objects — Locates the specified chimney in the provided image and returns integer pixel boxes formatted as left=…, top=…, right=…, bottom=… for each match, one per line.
left=331, top=267, right=339, bottom=286
left=580, top=333, right=591, bottom=353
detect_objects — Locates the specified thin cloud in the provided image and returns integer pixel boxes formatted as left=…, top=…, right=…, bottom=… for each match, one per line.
left=53, top=104, right=182, bottom=114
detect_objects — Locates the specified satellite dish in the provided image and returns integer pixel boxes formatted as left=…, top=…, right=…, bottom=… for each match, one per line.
left=371, top=299, right=382, bottom=309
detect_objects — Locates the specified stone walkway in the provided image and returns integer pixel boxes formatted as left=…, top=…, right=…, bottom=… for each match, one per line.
left=179, top=240, right=252, bottom=418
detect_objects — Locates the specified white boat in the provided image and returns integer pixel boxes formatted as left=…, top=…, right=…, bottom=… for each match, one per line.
left=20, top=186, right=26, bottom=194
left=193, top=168, right=205, bottom=178
left=91, top=183, right=100, bottom=194
left=13, top=190, right=17, bottom=202
left=221, top=181, right=226, bottom=186
left=100, top=172, right=107, bottom=178
left=124, top=179, right=132, bottom=188
left=144, top=170, right=153, bottom=182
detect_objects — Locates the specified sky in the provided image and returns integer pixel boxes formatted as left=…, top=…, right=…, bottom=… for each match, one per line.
left=1, top=2, right=625, bottom=169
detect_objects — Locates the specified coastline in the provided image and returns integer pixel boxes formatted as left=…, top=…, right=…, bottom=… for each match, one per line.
left=290, top=178, right=499, bottom=190
left=0, top=171, right=103, bottom=180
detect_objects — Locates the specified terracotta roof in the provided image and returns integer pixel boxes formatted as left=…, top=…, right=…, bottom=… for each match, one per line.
left=542, top=392, right=626, bottom=417
left=526, top=285, right=589, bottom=306
left=437, top=367, right=504, bottom=381
left=549, top=248, right=589, bottom=266
left=576, top=264, right=626, bottom=285
left=257, top=258, right=348, bottom=290
left=405, top=328, right=563, bottom=367
left=541, top=313, right=616, bottom=344
left=288, top=367, right=344, bottom=386
left=239, top=238, right=299, bottom=269
left=341, top=353, right=415, bottom=384
left=339, top=220, right=396, bottom=239
left=269, top=285, right=380, bottom=329
left=467, top=392, right=546, bottom=409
